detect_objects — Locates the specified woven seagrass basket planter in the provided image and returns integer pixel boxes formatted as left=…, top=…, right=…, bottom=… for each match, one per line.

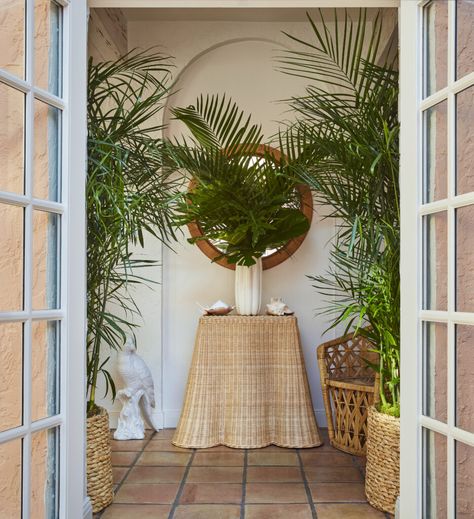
left=86, top=407, right=113, bottom=513
left=365, top=406, right=400, bottom=515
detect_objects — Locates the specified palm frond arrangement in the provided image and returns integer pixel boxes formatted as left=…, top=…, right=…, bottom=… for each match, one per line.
left=169, top=94, right=310, bottom=266
left=279, top=10, right=400, bottom=415
left=87, top=50, right=180, bottom=415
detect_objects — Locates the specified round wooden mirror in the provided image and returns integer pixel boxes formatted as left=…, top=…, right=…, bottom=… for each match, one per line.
left=186, top=145, right=313, bottom=270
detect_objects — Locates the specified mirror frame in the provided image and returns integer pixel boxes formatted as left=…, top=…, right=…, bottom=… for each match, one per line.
left=186, top=144, right=313, bottom=270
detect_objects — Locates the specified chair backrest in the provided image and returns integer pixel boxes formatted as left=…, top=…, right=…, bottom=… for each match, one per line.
left=319, top=331, right=378, bottom=382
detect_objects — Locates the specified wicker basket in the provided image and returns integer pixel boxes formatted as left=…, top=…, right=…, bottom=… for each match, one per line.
left=86, top=407, right=113, bottom=513
left=317, top=331, right=379, bottom=456
left=365, top=406, right=400, bottom=514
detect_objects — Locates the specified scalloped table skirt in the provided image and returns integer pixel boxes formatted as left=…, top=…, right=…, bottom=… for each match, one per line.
left=173, top=315, right=322, bottom=449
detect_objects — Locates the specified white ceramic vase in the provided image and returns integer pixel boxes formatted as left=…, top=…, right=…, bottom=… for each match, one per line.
left=235, top=257, right=262, bottom=315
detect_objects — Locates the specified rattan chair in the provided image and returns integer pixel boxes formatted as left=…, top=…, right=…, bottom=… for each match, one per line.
left=317, top=331, right=379, bottom=456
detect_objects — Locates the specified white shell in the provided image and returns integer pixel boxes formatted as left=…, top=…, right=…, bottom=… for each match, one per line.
left=209, top=300, right=231, bottom=310
left=197, top=300, right=234, bottom=315
left=266, top=297, right=294, bottom=316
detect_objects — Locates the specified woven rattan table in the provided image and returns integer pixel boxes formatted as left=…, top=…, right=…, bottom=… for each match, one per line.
left=173, top=315, right=322, bottom=449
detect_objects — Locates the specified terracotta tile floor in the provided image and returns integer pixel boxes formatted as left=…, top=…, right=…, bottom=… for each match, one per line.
left=96, top=428, right=391, bottom=519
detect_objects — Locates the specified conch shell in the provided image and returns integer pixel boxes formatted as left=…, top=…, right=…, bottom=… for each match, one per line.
left=266, top=297, right=294, bottom=316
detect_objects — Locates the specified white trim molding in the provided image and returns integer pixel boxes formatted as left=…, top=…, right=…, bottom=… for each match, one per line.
left=65, top=0, right=89, bottom=518
left=399, top=1, right=420, bottom=518
left=88, top=0, right=399, bottom=8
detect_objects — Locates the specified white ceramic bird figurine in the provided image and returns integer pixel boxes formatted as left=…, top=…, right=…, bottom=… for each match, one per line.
left=116, top=335, right=159, bottom=433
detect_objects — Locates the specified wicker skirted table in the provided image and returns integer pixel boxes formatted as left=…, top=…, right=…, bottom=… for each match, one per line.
left=173, top=315, right=322, bottom=449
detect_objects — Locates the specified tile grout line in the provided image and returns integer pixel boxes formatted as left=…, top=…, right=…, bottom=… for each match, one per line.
left=167, top=448, right=196, bottom=519
left=95, top=432, right=157, bottom=518
left=240, top=449, right=248, bottom=519
left=296, top=449, right=318, bottom=519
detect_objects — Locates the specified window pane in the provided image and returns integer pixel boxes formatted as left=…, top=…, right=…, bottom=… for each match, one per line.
left=34, top=100, right=61, bottom=201
left=0, top=83, right=25, bottom=195
left=456, top=86, right=474, bottom=195
left=0, top=322, right=23, bottom=432
left=456, top=205, right=474, bottom=312
left=31, top=428, right=59, bottom=519
left=34, top=0, right=62, bottom=95
left=32, top=321, right=59, bottom=422
left=456, top=441, right=474, bottom=519
left=32, top=211, right=59, bottom=310
left=424, top=101, right=448, bottom=202
left=424, top=0, right=448, bottom=97
left=0, top=439, right=22, bottom=519
left=456, top=325, right=474, bottom=433
left=0, top=203, right=24, bottom=312
left=423, top=212, right=448, bottom=311
left=0, top=0, right=25, bottom=79
left=423, top=428, right=447, bottom=519
left=456, top=0, right=474, bottom=81
left=423, top=322, right=447, bottom=423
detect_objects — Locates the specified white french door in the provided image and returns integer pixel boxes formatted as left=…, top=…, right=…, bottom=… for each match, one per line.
left=0, top=1, right=88, bottom=518
left=400, top=1, right=474, bottom=518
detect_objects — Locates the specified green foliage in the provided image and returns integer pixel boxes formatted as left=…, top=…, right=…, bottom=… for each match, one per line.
left=169, top=95, right=310, bottom=266
left=279, top=10, right=400, bottom=415
left=87, top=50, right=180, bottom=415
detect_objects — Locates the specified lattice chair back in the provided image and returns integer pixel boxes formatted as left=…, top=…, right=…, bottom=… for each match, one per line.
left=322, top=332, right=377, bottom=383
left=317, top=330, right=379, bottom=456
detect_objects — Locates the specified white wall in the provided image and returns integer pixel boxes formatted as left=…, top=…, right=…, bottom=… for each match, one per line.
left=98, top=8, right=397, bottom=428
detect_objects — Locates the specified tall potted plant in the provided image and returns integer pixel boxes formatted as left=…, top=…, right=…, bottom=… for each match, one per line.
left=280, top=10, right=400, bottom=514
left=170, top=95, right=310, bottom=314
left=86, top=50, right=179, bottom=512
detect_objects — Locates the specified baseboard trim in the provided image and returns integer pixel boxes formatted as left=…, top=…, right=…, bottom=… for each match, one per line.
left=83, top=497, right=92, bottom=519
left=107, top=408, right=328, bottom=429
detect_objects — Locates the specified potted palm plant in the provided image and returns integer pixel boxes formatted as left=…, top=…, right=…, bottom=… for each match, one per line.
left=280, top=9, right=400, bottom=514
left=169, top=95, right=311, bottom=314
left=86, top=50, right=179, bottom=512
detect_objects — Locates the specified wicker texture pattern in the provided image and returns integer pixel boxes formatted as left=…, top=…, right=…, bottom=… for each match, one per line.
left=365, top=406, right=400, bottom=514
left=173, top=316, right=321, bottom=449
left=86, top=407, right=113, bottom=513
left=317, top=332, right=378, bottom=456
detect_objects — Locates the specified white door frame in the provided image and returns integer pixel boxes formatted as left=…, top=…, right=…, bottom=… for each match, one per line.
left=0, top=1, right=88, bottom=518
left=399, top=1, right=421, bottom=516
left=65, top=1, right=89, bottom=518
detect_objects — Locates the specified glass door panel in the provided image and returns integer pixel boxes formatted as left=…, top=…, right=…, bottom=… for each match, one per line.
left=424, top=0, right=449, bottom=97
left=33, top=100, right=61, bottom=202
left=456, top=0, right=474, bottom=80
left=0, top=83, right=25, bottom=195
left=0, top=0, right=25, bottom=79
left=424, top=100, right=448, bottom=203
left=0, top=439, right=22, bottom=519
left=456, top=441, right=474, bottom=518
left=0, top=203, right=24, bottom=312
left=31, top=320, right=59, bottom=422
left=423, top=322, right=448, bottom=423
left=423, top=428, right=448, bottom=519
left=0, top=322, right=24, bottom=432
left=30, top=428, right=59, bottom=519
